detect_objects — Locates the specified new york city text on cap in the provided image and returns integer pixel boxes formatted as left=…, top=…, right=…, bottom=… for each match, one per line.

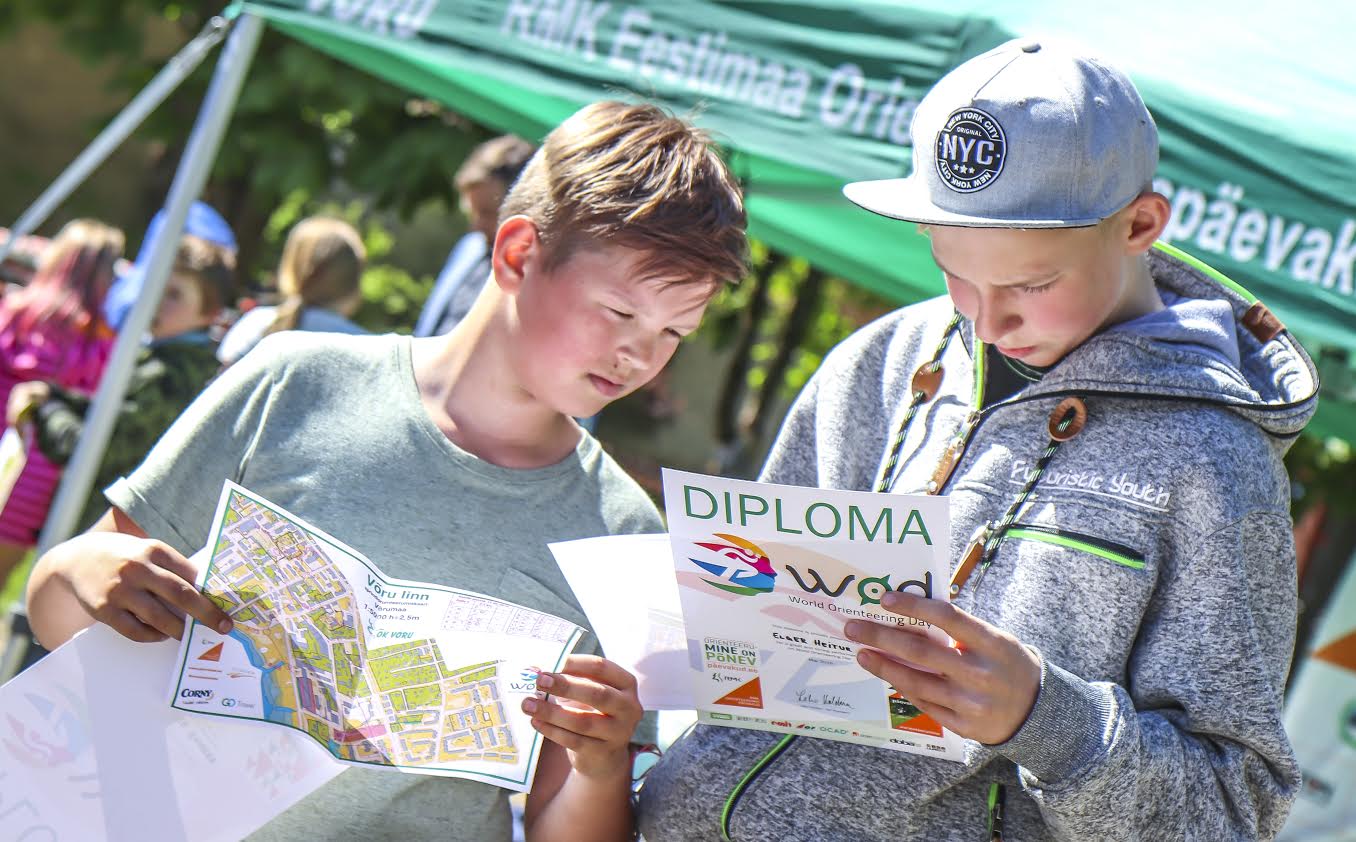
left=843, top=38, right=1158, bottom=229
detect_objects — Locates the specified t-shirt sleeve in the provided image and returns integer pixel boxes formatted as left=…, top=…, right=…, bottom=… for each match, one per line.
left=105, top=347, right=280, bottom=556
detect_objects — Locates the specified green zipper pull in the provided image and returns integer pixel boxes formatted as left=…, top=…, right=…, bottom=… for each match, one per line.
left=988, top=782, right=1006, bottom=840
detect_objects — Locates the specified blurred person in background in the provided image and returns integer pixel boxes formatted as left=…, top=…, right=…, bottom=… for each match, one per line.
left=413, top=134, right=536, bottom=338
left=9, top=235, right=235, bottom=537
left=102, top=200, right=236, bottom=333
left=0, top=220, right=123, bottom=580
left=217, top=216, right=368, bottom=367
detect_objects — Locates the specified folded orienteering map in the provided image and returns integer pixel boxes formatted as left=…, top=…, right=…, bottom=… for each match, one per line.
left=170, top=482, right=583, bottom=792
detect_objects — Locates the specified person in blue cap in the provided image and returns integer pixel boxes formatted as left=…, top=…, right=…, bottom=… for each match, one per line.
left=103, top=200, right=238, bottom=332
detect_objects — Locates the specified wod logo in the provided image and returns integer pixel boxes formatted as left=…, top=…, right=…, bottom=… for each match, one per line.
left=690, top=534, right=776, bottom=597
left=935, top=107, right=1006, bottom=193
left=785, top=565, right=934, bottom=604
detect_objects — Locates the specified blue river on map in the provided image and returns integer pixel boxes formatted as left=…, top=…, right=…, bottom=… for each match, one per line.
left=229, top=629, right=294, bottom=725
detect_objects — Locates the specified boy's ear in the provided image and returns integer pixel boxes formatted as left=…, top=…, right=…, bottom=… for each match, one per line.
left=490, top=216, right=539, bottom=296
left=1121, top=191, right=1171, bottom=255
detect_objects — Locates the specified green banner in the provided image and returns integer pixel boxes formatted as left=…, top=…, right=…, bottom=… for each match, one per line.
left=234, top=0, right=1356, bottom=436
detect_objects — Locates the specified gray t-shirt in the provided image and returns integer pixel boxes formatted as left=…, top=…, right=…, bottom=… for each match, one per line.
left=107, top=331, right=663, bottom=841
left=217, top=305, right=369, bottom=365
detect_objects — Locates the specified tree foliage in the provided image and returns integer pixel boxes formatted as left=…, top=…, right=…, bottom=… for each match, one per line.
left=1, top=0, right=481, bottom=328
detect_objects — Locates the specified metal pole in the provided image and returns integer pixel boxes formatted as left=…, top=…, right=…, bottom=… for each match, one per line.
left=35, top=14, right=265, bottom=555
left=0, top=16, right=232, bottom=265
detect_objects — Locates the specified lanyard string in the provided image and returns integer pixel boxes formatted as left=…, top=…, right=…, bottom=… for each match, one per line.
left=875, top=311, right=964, bottom=494
left=966, top=397, right=1086, bottom=591
left=868, top=312, right=1089, bottom=593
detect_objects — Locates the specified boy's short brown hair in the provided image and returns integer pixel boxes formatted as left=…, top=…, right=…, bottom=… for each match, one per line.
left=499, top=101, right=747, bottom=287
left=173, top=234, right=236, bottom=314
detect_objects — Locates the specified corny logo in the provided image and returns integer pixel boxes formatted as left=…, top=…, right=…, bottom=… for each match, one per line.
left=689, top=533, right=776, bottom=596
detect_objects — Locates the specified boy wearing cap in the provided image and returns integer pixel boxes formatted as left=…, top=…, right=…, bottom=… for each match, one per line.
left=638, top=39, right=1315, bottom=841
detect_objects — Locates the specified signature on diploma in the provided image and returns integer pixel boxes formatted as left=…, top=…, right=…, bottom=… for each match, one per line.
left=793, top=689, right=855, bottom=712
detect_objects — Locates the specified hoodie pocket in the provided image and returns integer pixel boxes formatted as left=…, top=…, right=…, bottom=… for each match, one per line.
left=1004, top=523, right=1144, bottom=570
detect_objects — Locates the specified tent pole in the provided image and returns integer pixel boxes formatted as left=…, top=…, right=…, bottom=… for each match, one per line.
left=34, top=12, right=264, bottom=556
left=2, top=10, right=263, bottom=679
left=0, top=13, right=266, bottom=683
left=0, top=16, right=233, bottom=265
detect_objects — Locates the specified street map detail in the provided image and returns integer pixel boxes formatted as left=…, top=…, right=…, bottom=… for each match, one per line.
left=170, top=482, right=582, bottom=791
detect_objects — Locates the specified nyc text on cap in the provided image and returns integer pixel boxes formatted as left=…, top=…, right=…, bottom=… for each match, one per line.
left=843, top=38, right=1158, bottom=228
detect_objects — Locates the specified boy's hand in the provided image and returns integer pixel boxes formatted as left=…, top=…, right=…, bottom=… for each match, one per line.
left=6, top=380, right=49, bottom=428
left=844, top=591, right=1041, bottom=746
left=58, top=531, right=233, bottom=643
left=521, top=655, right=642, bottom=781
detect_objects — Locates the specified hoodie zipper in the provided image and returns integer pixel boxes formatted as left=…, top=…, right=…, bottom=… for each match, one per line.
left=1005, top=524, right=1145, bottom=570
left=720, top=734, right=795, bottom=841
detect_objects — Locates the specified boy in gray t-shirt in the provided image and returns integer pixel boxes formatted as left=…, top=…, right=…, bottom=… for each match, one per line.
left=26, top=100, right=748, bottom=842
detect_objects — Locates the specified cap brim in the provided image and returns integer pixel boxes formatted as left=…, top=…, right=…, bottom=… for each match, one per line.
left=842, top=177, right=1101, bottom=229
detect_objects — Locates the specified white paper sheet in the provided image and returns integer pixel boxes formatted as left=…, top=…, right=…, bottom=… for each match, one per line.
left=548, top=533, right=693, bottom=710
left=0, top=622, right=342, bottom=841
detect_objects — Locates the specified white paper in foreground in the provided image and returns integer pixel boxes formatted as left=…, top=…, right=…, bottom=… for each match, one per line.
left=549, top=534, right=692, bottom=710
left=0, top=621, right=342, bottom=842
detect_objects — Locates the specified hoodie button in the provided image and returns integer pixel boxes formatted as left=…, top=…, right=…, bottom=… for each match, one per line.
left=1048, top=397, right=1087, bottom=441
left=911, top=362, right=944, bottom=402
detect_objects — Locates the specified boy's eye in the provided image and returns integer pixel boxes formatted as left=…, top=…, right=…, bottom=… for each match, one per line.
left=605, top=306, right=632, bottom=319
left=665, top=328, right=686, bottom=339
left=1019, top=281, right=1054, bottom=294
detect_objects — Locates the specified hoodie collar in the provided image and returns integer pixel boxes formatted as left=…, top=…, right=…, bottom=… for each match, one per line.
left=957, top=245, right=1320, bottom=436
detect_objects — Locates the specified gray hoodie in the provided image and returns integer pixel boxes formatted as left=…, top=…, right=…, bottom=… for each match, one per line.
left=637, top=248, right=1317, bottom=841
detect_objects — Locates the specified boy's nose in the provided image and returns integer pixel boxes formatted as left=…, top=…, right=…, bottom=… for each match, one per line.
left=973, top=298, right=1020, bottom=344
left=618, top=332, right=659, bottom=374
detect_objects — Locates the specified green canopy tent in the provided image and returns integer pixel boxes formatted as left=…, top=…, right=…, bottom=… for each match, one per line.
left=8, top=0, right=1355, bottom=572
left=234, top=0, right=1356, bottom=440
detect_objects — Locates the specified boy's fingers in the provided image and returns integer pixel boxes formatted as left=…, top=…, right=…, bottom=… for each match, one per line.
left=559, top=655, right=638, bottom=693
left=144, top=567, right=232, bottom=636
left=880, top=593, right=991, bottom=650
left=844, top=620, right=965, bottom=677
left=106, top=608, right=169, bottom=643
left=143, top=542, right=202, bottom=588
left=528, top=715, right=605, bottom=753
left=523, top=696, right=628, bottom=742
left=856, top=648, right=961, bottom=719
left=124, top=590, right=189, bottom=640
left=539, top=672, right=615, bottom=713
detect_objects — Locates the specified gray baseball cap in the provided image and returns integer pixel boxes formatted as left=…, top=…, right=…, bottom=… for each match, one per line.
left=843, top=38, right=1158, bottom=228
